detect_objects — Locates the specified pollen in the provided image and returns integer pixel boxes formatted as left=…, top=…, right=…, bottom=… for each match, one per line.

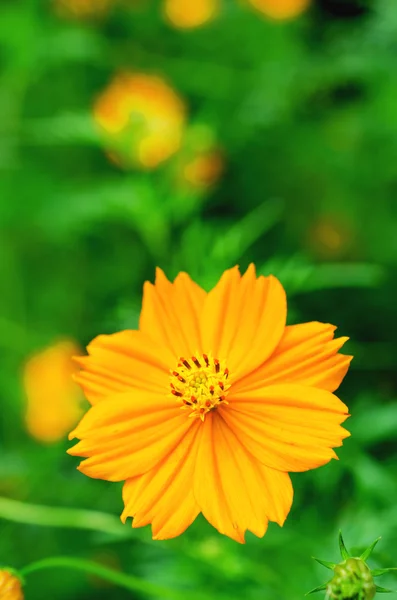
left=169, top=353, right=231, bottom=420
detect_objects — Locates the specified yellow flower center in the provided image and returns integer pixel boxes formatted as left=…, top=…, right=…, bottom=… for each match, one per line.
left=170, top=353, right=230, bottom=420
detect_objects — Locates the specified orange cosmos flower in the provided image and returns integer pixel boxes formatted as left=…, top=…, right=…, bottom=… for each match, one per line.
left=0, top=570, right=24, bottom=600
left=69, top=265, right=352, bottom=542
left=164, top=0, right=219, bottom=29
left=93, top=73, right=186, bottom=170
left=24, top=340, right=83, bottom=443
left=247, top=0, right=311, bottom=20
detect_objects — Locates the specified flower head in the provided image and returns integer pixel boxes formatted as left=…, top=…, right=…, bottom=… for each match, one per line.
left=69, top=265, right=352, bottom=542
left=163, top=0, right=219, bottom=28
left=0, top=569, right=24, bottom=600
left=93, top=73, right=186, bottom=170
left=247, top=0, right=311, bottom=20
left=24, top=340, right=83, bottom=443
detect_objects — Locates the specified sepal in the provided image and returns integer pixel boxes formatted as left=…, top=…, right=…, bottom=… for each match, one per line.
left=376, top=586, right=396, bottom=593
left=373, top=569, right=397, bottom=578
left=305, top=582, right=329, bottom=595
left=313, top=557, right=336, bottom=570
left=339, top=530, right=350, bottom=560
left=361, top=537, right=382, bottom=562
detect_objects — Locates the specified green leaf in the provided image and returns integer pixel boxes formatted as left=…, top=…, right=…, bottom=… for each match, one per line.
left=360, top=536, right=381, bottom=561
left=339, top=531, right=350, bottom=560
left=372, top=568, right=397, bottom=578
left=305, top=582, right=329, bottom=595
left=313, top=557, right=336, bottom=570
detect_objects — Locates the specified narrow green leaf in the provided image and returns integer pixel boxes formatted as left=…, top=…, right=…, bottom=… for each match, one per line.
left=375, top=585, right=395, bottom=593
left=339, top=530, right=350, bottom=560
left=313, top=557, right=336, bottom=570
left=372, top=568, right=397, bottom=578
left=360, top=536, right=381, bottom=561
left=305, top=582, right=329, bottom=595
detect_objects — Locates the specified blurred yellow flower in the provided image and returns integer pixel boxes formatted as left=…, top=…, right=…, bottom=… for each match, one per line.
left=54, top=0, right=112, bottom=18
left=94, top=73, right=186, bottom=170
left=163, top=0, right=219, bottom=29
left=247, top=0, right=311, bottom=20
left=0, top=570, right=23, bottom=600
left=24, top=340, right=83, bottom=444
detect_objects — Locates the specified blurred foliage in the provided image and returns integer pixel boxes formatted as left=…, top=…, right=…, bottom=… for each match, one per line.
left=1, top=0, right=397, bottom=598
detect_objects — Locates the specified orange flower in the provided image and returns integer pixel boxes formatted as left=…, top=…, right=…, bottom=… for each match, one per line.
left=174, top=124, right=224, bottom=190
left=163, top=0, right=219, bottom=29
left=69, top=266, right=352, bottom=542
left=0, top=570, right=24, bottom=600
left=24, top=340, right=83, bottom=443
left=93, top=73, right=186, bottom=170
left=182, top=151, right=224, bottom=188
left=247, top=0, right=311, bottom=20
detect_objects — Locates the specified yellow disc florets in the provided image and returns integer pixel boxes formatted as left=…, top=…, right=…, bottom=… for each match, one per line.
left=169, top=353, right=230, bottom=420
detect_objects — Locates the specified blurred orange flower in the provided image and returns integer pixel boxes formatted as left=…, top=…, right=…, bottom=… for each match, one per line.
left=164, top=0, right=219, bottom=29
left=0, top=570, right=24, bottom=600
left=94, top=73, right=186, bottom=170
left=182, top=151, right=224, bottom=188
left=69, top=266, right=352, bottom=542
left=247, top=0, right=311, bottom=20
left=24, top=340, right=83, bottom=444
left=175, top=124, right=224, bottom=190
left=54, top=0, right=112, bottom=18
left=307, top=214, right=355, bottom=261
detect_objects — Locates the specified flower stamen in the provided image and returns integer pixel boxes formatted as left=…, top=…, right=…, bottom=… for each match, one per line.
left=169, top=353, right=231, bottom=420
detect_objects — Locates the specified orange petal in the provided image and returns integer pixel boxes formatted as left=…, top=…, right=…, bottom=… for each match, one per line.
left=139, top=268, right=206, bottom=358
left=68, top=391, right=193, bottom=481
left=234, top=322, right=352, bottom=394
left=201, top=265, right=287, bottom=379
left=194, top=414, right=293, bottom=542
left=222, top=383, right=350, bottom=472
left=75, top=330, right=172, bottom=405
left=215, top=415, right=294, bottom=527
left=121, top=421, right=202, bottom=540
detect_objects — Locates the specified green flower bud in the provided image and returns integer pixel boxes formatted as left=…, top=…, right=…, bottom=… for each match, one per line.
left=307, top=532, right=397, bottom=599
left=327, top=557, right=376, bottom=599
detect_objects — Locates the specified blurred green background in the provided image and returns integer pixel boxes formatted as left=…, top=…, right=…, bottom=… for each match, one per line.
left=1, top=0, right=397, bottom=598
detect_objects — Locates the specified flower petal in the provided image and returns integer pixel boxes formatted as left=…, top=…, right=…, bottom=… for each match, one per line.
left=194, top=414, right=293, bottom=542
left=222, top=383, right=350, bottom=472
left=75, top=330, right=172, bottom=404
left=68, top=391, right=193, bottom=481
left=201, top=265, right=287, bottom=380
left=234, top=322, right=352, bottom=394
left=139, top=268, right=206, bottom=359
left=121, top=421, right=202, bottom=540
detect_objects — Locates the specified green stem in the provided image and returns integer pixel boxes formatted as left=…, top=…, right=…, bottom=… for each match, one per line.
left=20, top=557, right=197, bottom=599
left=0, top=496, right=131, bottom=538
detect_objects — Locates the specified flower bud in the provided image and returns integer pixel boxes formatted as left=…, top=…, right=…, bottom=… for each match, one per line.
left=0, top=569, right=24, bottom=600
left=308, top=532, right=397, bottom=598
left=328, top=557, right=376, bottom=599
